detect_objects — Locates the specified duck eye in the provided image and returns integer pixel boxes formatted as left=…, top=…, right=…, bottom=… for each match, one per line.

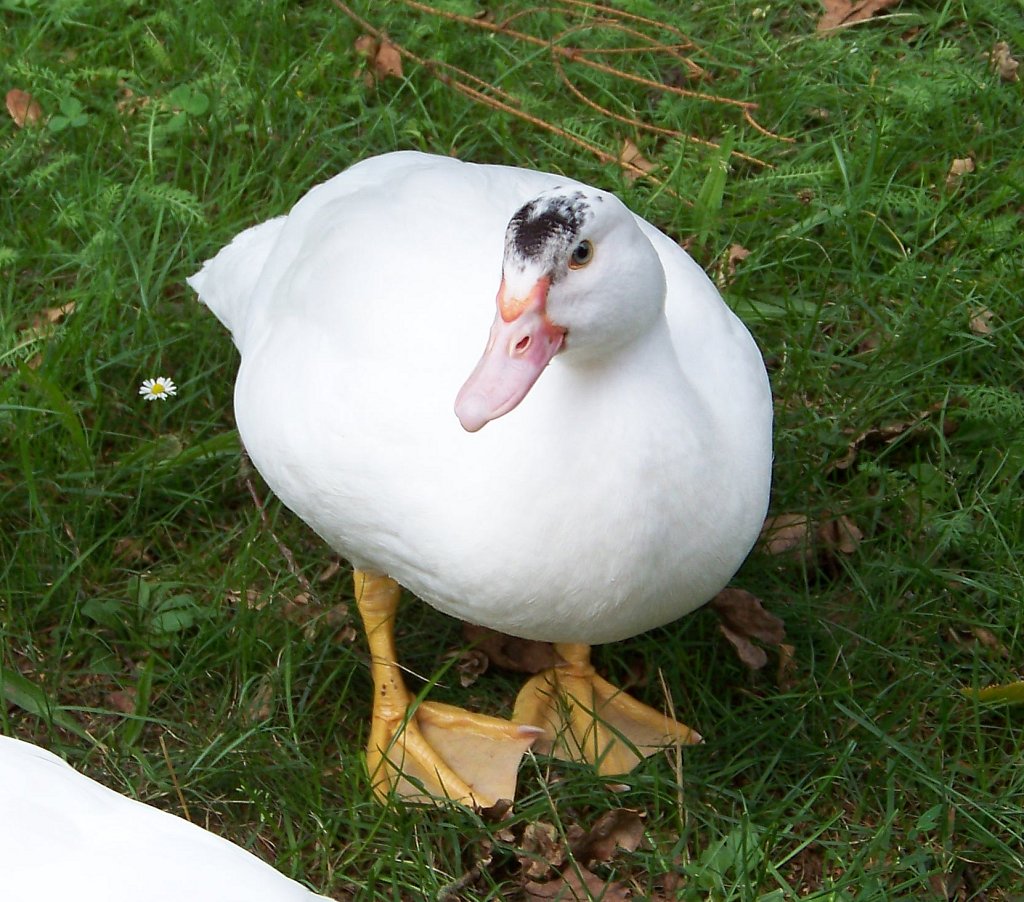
left=569, top=239, right=594, bottom=269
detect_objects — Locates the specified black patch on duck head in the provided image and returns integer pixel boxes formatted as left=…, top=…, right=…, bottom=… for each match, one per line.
left=505, top=190, right=593, bottom=276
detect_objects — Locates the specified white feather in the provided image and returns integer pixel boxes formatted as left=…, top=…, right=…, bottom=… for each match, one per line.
left=0, top=736, right=328, bottom=901
left=192, top=151, right=772, bottom=644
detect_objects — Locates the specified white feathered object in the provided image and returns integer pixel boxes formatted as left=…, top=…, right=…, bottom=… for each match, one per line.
left=190, top=151, right=773, bottom=806
left=0, top=736, right=328, bottom=901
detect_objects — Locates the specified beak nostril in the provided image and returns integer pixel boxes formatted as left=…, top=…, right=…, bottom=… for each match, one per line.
left=513, top=335, right=531, bottom=354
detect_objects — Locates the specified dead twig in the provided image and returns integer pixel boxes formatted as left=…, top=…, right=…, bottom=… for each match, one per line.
left=332, top=0, right=793, bottom=180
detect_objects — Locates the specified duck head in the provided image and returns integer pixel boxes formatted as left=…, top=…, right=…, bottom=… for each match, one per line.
left=455, top=187, right=667, bottom=432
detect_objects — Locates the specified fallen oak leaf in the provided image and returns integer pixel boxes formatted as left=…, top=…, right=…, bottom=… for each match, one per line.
left=6, top=88, right=42, bottom=127
left=710, top=588, right=785, bottom=671
left=817, top=0, right=900, bottom=32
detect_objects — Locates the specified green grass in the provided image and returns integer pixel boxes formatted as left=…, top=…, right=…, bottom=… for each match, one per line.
left=2, top=0, right=1023, bottom=898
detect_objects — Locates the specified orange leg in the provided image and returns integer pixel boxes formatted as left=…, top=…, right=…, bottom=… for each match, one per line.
left=356, top=571, right=541, bottom=807
left=513, top=642, right=701, bottom=776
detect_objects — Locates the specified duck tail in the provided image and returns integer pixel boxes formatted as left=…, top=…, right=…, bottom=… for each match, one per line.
left=187, top=215, right=286, bottom=345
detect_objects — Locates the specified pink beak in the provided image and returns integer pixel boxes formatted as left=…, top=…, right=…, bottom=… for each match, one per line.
left=455, top=276, right=565, bottom=432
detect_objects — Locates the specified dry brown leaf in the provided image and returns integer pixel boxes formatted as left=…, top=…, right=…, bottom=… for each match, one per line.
left=785, top=843, right=826, bottom=894
left=324, top=602, right=349, bottom=629
left=524, top=865, right=630, bottom=902
left=946, top=626, right=1010, bottom=659
left=46, top=302, right=76, bottom=322
left=817, top=0, right=900, bottom=32
left=726, top=243, right=750, bottom=280
left=718, top=622, right=769, bottom=669
left=316, top=559, right=343, bottom=583
left=817, top=514, right=862, bottom=555
left=619, top=138, right=658, bottom=183
left=777, top=642, right=798, bottom=690
left=971, top=626, right=1009, bottom=658
left=945, top=156, right=975, bottom=191
left=518, top=822, right=566, bottom=880
left=990, top=41, right=1020, bottom=82
left=969, top=307, right=994, bottom=335
left=105, top=689, right=137, bottom=714
left=115, top=85, right=147, bottom=116
left=374, top=40, right=403, bottom=80
left=6, top=88, right=42, bottom=127
left=710, top=588, right=786, bottom=671
left=827, top=400, right=958, bottom=473
left=331, top=624, right=358, bottom=644
left=281, top=594, right=314, bottom=624
left=31, top=302, right=76, bottom=330
left=570, top=809, right=645, bottom=864
left=450, top=648, right=490, bottom=688
left=224, top=587, right=264, bottom=609
left=112, top=536, right=154, bottom=565
left=353, top=34, right=377, bottom=58
left=647, top=870, right=684, bottom=901
left=463, top=623, right=564, bottom=674
left=241, top=674, right=276, bottom=724
left=716, top=244, right=751, bottom=289
left=759, top=513, right=814, bottom=560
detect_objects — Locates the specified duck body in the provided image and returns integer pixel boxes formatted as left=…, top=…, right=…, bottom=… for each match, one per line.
left=0, top=735, right=327, bottom=901
left=192, top=151, right=772, bottom=646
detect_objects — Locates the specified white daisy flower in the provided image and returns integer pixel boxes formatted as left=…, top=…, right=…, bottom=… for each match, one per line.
left=139, top=377, right=177, bottom=401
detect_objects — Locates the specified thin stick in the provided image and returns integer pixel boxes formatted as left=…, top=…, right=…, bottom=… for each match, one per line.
left=159, top=733, right=193, bottom=823
left=552, top=54, right=772, bottom=168
left=333, top=0, right=672, bottom=186
left=333, top=0, right=792, bottom=179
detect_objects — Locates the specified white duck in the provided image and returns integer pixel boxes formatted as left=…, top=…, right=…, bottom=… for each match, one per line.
left=0, top=735, right=328, bottom=900
left=190, top=151, right=772, bottom=807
